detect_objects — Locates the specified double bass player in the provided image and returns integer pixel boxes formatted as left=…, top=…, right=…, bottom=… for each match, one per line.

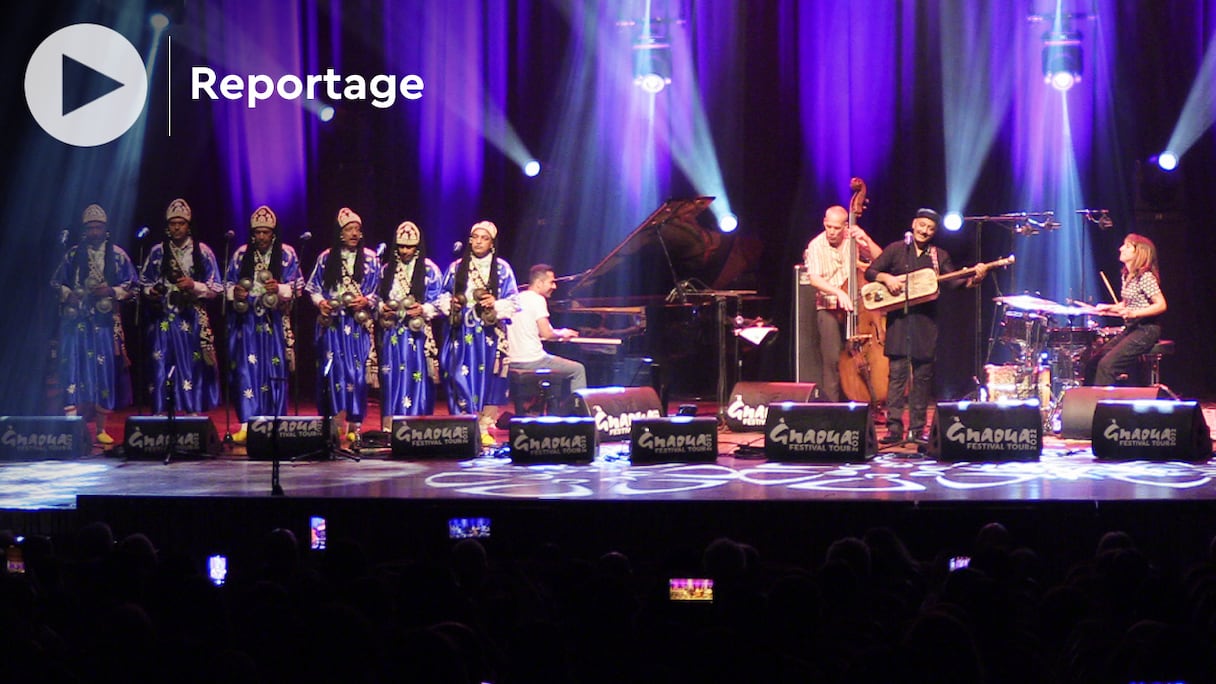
left=803, top=204, right=883, bottom=402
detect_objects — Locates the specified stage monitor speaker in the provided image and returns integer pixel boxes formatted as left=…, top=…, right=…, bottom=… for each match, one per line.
left=723, top=381, right=821, bottom=432
left=792, top=265, right=823, bottom=384
left=929, top=401, right=1042, bottom=462
left=123, top=415, right=220, bottom=459
left=1058, top=386, right=1167, bottom=439
left=572, top=386, right=663, bottom=443
left=391, top=415, right=480, bottom=459
left=763, top=402, right=874, bottom=462
left=246, top=416, right=327, bottom=460
left=508, top=416, right=597, bottom=464
left=1091, top=400, right=1213, bottom=462
left=0, top=416, right=89, bottom=460
left=630, top=417, right=719, bottom=464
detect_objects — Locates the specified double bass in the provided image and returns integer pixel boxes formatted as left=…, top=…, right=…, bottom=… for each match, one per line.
left=838, top=178, right=889, bottom=404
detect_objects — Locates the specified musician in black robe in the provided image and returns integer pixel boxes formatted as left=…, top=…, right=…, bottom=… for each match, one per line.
left=866, top=208, right=986, bottom=446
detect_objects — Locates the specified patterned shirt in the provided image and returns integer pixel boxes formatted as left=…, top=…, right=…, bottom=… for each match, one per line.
left=1121, top=271, right=1161, bottom=325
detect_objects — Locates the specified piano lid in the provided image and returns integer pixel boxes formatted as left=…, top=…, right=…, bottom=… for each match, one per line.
left=565, top=197, right=718, bottom=299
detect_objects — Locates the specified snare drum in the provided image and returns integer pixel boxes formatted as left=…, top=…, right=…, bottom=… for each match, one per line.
left=999, top=311, right=1047, bottom=360
left=1048, top=326, right=1096, bottom=348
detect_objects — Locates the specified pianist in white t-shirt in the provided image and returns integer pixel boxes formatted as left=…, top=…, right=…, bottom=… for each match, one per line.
left=506, top=263, right=588, bottom=391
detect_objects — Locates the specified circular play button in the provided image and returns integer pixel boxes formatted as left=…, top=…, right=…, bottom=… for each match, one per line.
left=24, top=23, right=148, bottom=147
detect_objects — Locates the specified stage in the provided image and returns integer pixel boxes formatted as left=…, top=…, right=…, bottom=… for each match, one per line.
left=5, top=435, right=1216, bottom=510
left=4, top=398, right=1216, bottom=572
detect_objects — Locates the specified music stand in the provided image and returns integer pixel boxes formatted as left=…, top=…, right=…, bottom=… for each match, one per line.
left=295, top=358, right=359, bottom=462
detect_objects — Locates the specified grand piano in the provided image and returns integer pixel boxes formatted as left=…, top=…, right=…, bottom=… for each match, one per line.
left=548, top=198, right=768, bottom=404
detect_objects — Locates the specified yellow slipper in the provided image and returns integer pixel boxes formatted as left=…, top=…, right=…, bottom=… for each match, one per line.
left=231, top=428, right=248, bottom=444
left=481, top=431, right=497, bottom=447
left=96, top=431, right=114, bottom=445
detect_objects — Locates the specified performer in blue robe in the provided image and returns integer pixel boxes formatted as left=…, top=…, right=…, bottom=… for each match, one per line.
left=306, top=207, right=381, bottom=446
left=51, top=204, right=137, bottom=444
left=140, top=198, right=222, bottom=414
left=376, top=220, right=443, bottom=429
left=224, top=205, right=304, bottom=442
left=438, top=220, right=519, bottom=445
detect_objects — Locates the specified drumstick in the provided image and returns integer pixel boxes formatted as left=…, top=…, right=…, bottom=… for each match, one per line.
left=1099, top=271, right=1118, bottom=303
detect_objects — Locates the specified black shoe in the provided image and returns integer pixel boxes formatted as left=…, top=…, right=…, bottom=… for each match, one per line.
left=879, top=432, right=904, bottom=447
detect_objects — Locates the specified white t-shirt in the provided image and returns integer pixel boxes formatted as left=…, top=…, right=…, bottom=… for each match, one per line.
left=507, top=289, right=548, bottom=364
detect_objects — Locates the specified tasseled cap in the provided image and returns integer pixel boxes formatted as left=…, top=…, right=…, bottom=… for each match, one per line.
left=250, top=205, right=277, bottom=229
left=82, top=204, right=107, bottom=225
left=166, top=198, right=192, bottom=222
left=337, top=207, right=362, bottom=228
left=396, top=220, right=421, bottom=246
left=469, top=220, right=497, bottom=241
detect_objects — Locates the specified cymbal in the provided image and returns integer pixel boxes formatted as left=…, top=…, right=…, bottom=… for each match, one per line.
left=1048, top=304, right=1098, bottom=316
left=994, top=294, right=1062, bottom=312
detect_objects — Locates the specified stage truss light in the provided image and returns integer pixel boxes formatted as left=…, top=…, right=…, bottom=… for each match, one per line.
left=943, top=212, right=964, bottom=232
left=523, top=160, right=541, bottom=177
left=149, top=12, right=170, bottom=31
left=1156, top=151, right=1178, bottom=171
left=1042, top=31, right=1083, bottom=92
left=718, top=213, right=738, bottom=233
left=633, top=36, right=671, bottom=94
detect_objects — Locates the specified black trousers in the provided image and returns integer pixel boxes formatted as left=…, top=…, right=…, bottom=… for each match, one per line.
left=1093, top=324, right=1160, bottom=385
left=886, top=356, right=933, bottom=437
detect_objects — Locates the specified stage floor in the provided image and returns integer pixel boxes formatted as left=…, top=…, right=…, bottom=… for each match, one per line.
left=5, top=444, right=1216, bottom=511
left=3, top=398, right=1216, bottom=510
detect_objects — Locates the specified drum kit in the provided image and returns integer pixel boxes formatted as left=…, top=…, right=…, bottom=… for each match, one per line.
left=984, top=294, right=1122, bottom=421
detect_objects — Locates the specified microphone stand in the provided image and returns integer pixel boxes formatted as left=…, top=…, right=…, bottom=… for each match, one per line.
left=268, top=375, right=287, bottom=496
left=163, top=366, right=178, bottom=465
left=221, top=231, right=235, bottom=446
left=297, top=358, right=359, bottom=462
left=292, top=232, right=314, bottom=417
left=901, top=235, right=916, bottom=449
left=135, top=240, right=148, bottom=415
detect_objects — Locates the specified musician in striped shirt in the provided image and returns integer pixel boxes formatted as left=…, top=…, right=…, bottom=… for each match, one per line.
left=803, top=205, right=882, bottom=401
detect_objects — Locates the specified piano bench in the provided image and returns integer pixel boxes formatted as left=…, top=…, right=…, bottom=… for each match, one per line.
left=509, top=368, right=574, bottom=417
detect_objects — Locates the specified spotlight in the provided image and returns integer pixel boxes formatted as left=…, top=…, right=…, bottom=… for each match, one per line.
left=718, top=213, right=738, bottom=233
left=943, top=212, right=964, bottom=232
left=523, top=160, right=541, bottom=177
left=318, top=105, right=335, bottom=122
left=1156, top=151, right=1178, bottom=172
left=1042, top=31, right=1082, bottom=92
left=149, top=12, right=170, bottom=31
left=633, top=37, right=671, bottom=94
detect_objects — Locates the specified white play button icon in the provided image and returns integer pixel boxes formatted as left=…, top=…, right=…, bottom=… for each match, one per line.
left=24, top=23, right=149, bottom=147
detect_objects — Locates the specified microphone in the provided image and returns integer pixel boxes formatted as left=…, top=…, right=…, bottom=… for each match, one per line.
left=58, top=229, right=69, bottom=245
left=135, top=226, right=150, bottom=239
left=224, top=230, right=236, bottom=240
left=299, top=231, right=313, bottom=242
left=904, top=231, right=913, bottom=245
left=452, top=240, right=463, bottom=256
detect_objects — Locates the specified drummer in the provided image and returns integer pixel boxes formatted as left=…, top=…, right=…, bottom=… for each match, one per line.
left=1088, top=233, right=1166, bottom=385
